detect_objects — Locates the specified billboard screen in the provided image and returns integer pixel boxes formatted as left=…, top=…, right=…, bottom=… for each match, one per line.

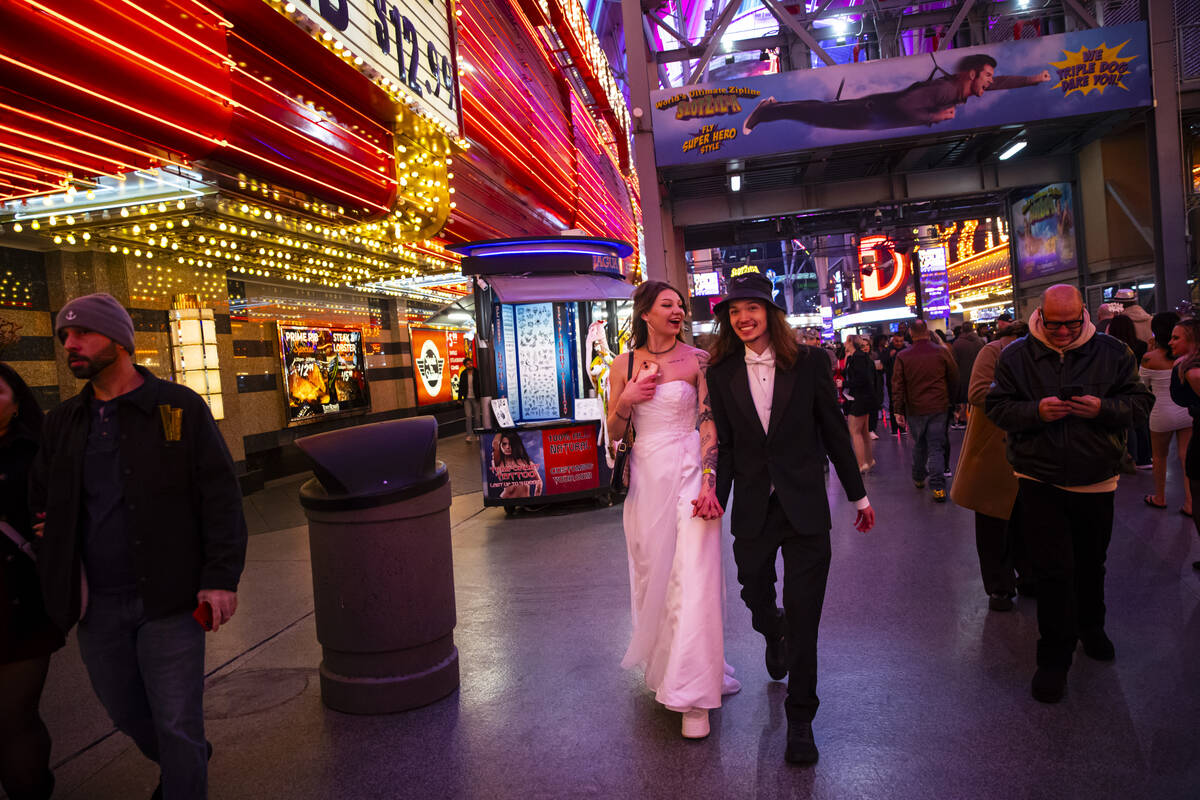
left=651, top=23, right=1151, bottom=167
left=279, top=325, right=370, bottom=425
left=1011, top=183, right=1079, bottom=282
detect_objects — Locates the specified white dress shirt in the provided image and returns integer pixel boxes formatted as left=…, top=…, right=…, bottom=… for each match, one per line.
left=743, top=344, right=870, bottom=511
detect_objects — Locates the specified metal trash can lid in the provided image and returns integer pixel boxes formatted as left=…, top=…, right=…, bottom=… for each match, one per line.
left=296, top=416, right=450, bottom=511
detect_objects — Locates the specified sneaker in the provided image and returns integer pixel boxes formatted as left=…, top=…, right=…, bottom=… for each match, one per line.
left=943, top=470, right=953, bottom=478
left=913, top=479, right=925, bottom=489
left=933, top=489, right=947, bottom=503
left=1135, top=463, right=1153, bottom=470
left=869, top=431, right=879, bottom=440
left=1031, top=666, right=1068, bottom=703
left=988, top=593, right=1014, bottom=612
left=1080, top=629, right=1115, bottom=661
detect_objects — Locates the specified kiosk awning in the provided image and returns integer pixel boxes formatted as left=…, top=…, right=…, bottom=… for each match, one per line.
left=486, top=274, right=634, bottom=303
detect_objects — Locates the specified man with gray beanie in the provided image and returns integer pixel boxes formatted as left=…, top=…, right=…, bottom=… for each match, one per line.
left=30, top=292, right=247, bottom=799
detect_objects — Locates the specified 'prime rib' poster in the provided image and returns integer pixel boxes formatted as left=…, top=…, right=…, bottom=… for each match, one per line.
left=279, top=325, right=371, bottom=425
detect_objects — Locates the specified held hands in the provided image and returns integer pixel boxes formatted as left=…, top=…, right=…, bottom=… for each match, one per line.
left=197, top=589, right=238, bottom=632
left=854, top=504, right=875, bottom=533
left=690, top=485, right=724, bottom=520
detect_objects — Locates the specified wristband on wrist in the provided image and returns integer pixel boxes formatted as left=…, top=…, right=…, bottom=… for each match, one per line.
left=702, top=468, right=714, bottom=475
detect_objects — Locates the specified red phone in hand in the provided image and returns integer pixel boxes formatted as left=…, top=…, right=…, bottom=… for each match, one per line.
left=193, top=601, right=213, bottom=631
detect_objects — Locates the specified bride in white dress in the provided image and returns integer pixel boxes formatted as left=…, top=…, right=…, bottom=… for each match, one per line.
left=606, top=281, right=738, bottom=739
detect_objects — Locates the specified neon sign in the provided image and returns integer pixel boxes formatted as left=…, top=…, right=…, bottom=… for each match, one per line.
left=858, top=235, right=909, bottom=301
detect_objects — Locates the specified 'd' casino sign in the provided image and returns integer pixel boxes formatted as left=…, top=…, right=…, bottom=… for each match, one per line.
left=411, top=327, right=472, bottom=406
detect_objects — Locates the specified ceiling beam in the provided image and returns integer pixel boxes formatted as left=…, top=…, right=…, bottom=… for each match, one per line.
left=938, top=0, right=975, bottom=50
left=759, top=0, right=837, bottom=66
left=1061, top=0, right=1099, bottom=29
left=687, top=0, right=743, bottom=84
left=670, top=154, right=1075, bottom=227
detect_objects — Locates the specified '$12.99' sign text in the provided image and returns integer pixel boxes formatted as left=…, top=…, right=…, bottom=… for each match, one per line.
left=372, top=0, right=457, bottom=112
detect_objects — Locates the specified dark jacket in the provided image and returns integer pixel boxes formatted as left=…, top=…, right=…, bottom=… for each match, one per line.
left=708, top=346, right=866, bottom=537
left=985, top=332, right=1153, bottom=486
left=843, top=350, right=877, bottom=407
left=952, top=332, right=985, bottom=402
left=30, top=367, right=247, bottom=632
left=892, top=339, right=959, bottom=417
left=455, top=367, right=481, bottom=401
left=1, top=431, right=64, bottom=662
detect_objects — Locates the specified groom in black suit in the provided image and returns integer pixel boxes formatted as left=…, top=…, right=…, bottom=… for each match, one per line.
left=698, top=271, right=875, bottom=765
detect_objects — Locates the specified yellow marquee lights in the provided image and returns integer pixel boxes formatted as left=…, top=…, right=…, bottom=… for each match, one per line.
left=28, top=194, right=456, bottom=297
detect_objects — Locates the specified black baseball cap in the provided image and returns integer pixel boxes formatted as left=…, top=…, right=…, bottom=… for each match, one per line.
left=714, top=271, right=785, bottom=314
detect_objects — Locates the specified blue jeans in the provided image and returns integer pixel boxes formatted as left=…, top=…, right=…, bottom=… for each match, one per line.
left=76, top=591, right=207, bottom=800
left=907, top=412, right=948, bottom=490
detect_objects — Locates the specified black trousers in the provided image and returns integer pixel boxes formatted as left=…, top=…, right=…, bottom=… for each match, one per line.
left=1016, top=479, right=1114, bottom=668
left=732, top=493, right=831, bottom=723
left=0, top=654, right=54, bottom=800
left=974, top=499, right=1031, bottom=597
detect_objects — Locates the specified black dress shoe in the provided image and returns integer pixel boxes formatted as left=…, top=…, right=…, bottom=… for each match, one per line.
left=785, top=720, right=819, bottom=765
left=765, top=634, right=787, bottom=680
left=1031, top=666, right=1068, bottom=703
left=1080, top=629, right=1115, bottom=661
left=987, top=593, right=1014, bottom=612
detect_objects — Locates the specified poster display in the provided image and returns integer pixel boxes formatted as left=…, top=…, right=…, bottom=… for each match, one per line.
left=279, top=325, right=370, bottom=425
left=651, top=23, right=1151, bottom=167
left=917, top=246, right=951, bottom=316
left=411, top=327, right=472, bottom=406
left=481, top=424, right=602, bottom=500
left=1011, top=183, right=1078, bottom=282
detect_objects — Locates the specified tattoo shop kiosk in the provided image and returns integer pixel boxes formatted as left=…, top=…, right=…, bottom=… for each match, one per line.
left=447, top=237, right=635, bottom=511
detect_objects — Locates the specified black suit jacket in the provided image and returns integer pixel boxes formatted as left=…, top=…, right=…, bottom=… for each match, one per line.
left=708, top=345, right=866, bottom=538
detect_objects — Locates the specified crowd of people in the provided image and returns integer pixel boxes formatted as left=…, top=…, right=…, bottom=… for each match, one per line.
left=2, top=280, right=1199, bottom=797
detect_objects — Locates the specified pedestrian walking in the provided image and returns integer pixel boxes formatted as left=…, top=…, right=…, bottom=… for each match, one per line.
left=892, top=319, right=959, bottom=502
left=30, top=293, right=248, bottom=799
left=987, top=285, right=1153, bottom=703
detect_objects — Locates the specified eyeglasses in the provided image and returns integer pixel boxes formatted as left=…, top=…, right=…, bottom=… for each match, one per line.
left=1039, top=309, right=1084, bottom=331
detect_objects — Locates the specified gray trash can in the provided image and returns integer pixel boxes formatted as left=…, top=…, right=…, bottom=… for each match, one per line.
left=296, top=416, right=458, bottom=714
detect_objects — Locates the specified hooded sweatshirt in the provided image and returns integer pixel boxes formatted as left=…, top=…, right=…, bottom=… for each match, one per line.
left=1016, top=308, right=1118, bottom=493
left=1120, top=304, right=1153, bottom=344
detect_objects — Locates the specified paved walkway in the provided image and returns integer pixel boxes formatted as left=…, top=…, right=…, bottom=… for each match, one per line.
left=21, top=430, right=1200, bottom=799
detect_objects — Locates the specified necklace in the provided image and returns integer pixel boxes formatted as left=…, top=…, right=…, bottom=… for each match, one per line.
left=646, top=340, right=677, bottom=356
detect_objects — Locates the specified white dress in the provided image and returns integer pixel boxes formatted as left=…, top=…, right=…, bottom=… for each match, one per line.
left=620, top=380, right=733, bottom=711
left=1141, top=366, right=1191, bottom=433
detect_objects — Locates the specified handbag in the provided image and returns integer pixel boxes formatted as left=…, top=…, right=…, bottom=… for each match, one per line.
left=610, top=354, right=635, bottom=495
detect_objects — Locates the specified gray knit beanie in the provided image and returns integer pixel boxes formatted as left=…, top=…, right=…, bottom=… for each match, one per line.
left=55, top=293, right=136, bottom=353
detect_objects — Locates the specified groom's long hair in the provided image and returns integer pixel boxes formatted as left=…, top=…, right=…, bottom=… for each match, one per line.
left=708, top=303, right=800, bottom=370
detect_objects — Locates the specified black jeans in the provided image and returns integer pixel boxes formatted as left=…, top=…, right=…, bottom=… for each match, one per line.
left=1016, top=480, right=1114, bottom=668
left=0, top=654, right=54, bottom=800
left=974, top=505, right=1032, bottom=597
left=732, top=493, right=831, bottom=723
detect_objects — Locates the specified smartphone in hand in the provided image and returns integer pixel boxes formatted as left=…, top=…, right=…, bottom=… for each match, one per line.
left=1059, top=384, right=1085, bottom=401
left=193, top=601, right=214, bottom=632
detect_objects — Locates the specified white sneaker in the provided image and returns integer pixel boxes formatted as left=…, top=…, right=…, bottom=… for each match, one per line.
left=682, top=708, right=710, bottom=739
left=869, top=432, right=879, bottom=440
left=722, top=674, right=741, bottom=695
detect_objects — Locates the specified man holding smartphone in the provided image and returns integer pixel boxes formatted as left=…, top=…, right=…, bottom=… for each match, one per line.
left=986, top=285, right=1152, bottom=704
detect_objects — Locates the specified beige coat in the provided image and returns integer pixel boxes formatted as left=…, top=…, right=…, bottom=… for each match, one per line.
left=949, top=336, right=1020, bottom=519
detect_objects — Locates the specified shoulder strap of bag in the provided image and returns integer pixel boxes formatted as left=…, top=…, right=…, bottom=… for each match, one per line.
left=0, top=521, right=35, bottom=562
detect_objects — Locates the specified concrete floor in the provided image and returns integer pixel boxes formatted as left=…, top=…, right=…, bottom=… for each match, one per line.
left=21, top=429, right=1200, bottom=800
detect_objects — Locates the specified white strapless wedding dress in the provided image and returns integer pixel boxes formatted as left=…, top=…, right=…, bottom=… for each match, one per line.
left=620, top=380, right=735, bottom=711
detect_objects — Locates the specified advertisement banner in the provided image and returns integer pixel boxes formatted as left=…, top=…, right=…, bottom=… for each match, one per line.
left=651, top=22, right=1151, bottom=167
left=279, top=325, right=370, bottom=425
left=481, top=424, right=601, bottom=500
left=1011, top=183, right=1079, bottom=282
left=918, top=246, right=951, bottom=316
left=411, top=327, right=472, bottom=406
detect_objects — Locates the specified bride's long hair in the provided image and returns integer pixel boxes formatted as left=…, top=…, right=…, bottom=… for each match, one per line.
left=708, top=301, right=800, bottom=370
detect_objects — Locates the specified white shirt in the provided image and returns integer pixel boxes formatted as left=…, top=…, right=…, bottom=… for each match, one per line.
left=743, top=344, right=870, bottom=511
